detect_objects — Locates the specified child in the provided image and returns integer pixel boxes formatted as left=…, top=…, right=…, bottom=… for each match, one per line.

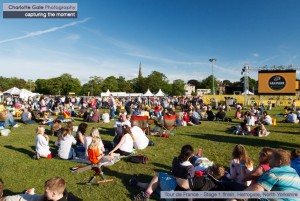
left=225, top=144, right=253, bottom=190
left=84, top=128, right=105, bottom=161
left=87, top=135, right=104, bottom=165
left=35, top=126, right=52, bottom=159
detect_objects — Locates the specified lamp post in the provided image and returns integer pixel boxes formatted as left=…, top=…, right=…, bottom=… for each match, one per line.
left=28, top=79, right=33, bottom=92
left=89, top=76, right=97, bottom=96
left=209, top=58, right=216, bottom=95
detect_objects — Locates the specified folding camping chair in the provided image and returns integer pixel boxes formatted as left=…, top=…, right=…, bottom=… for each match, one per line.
left=161, top=114, right=177, bottom=136
left=131, top=115, right=150, bottom=135
left=71, top=154, right=122, bottom=185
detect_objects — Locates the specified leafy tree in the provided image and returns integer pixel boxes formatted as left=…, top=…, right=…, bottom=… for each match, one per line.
left=187, top=79, right=199, bottom=88
left=88, top=76, right=103, bottom=96
left=222, top=80, right=233, bottom=86
left=117, top=76, right=133, bottom=92
left=172, top=79, right=185, bottom=96
left=102, top=76, right=118, bottom=92
left=198, top=75, right=218, bottom=94
left=131, top=77, right=146, bottom=93
left=145, top=71, right=169, bottom=94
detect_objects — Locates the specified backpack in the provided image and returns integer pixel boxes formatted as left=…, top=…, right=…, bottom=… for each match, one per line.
left=128, top=154, right=148, bottom=164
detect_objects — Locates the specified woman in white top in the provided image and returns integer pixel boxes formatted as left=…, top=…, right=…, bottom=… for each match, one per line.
left=261, top=111, right=272, bottom=125
left=109, top=125, right=134, bottom=156
left=84, top=127, right=105, bottom=161
left=55, top=128, right=76, bottom=160
left=35, top=126, right=52, bottom=158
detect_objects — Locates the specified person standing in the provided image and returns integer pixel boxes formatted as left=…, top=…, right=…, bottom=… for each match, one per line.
left=109, top=94, right=116, bottom=120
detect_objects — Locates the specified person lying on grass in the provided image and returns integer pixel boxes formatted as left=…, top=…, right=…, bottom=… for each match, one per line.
left=130, top=144, right=194, bottom=201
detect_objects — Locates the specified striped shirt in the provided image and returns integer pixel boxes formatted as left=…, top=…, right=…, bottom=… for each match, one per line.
left=257, top=165, right=300, bottom=192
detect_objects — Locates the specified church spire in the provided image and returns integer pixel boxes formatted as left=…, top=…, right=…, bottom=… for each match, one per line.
left=138, top=62, right=142, bottom=78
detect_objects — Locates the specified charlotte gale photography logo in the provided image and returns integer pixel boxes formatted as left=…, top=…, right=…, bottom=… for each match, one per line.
left=268, top=75, right=286, bottom=90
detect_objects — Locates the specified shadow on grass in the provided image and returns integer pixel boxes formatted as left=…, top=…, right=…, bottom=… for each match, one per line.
left=3, top=189, right=20, bottom=197
left=100, top=127, right=115, bottom=136
left=184, top=133, right=299, bottom=150
left=4, top=145, right=33, bottom=157
left=151, top=162, right=171, bottom=173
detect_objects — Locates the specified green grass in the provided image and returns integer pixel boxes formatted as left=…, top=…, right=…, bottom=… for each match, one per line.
left=0, top=107, right=299, bottom=200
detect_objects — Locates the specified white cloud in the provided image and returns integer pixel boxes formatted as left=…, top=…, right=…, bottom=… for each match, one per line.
left=253, top=53, right=259, bottom=57
left=0, top=18, right=91, bottom=44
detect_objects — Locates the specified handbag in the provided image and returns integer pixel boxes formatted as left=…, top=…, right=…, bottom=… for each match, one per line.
left=128, top=154, right=148, bottom=164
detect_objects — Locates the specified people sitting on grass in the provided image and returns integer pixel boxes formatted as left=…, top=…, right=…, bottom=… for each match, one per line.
left=291, top=149, right=300, bottom=176
left=192, top=163, right=225, bottom=191
left=35, top=125, right=52, bottom=159
left=257, top=124, right=270, bottom=137
left=241, top=147, right=272, bottom=185
left=261, top=111, right=272, bottom=125
left=84, top=127, right=105, bottom=161
left=233, top=122, right=251, bottom=135
left=87, top=129, right=105, bottom=165
left=88, top=108, right=101, bottom=123
left=215, top=108, right=226, bottom=121
left=55, top=128, right=77, bottom=160
left=51, top=119, right=62, bottom=136
left=245, top=149, right=300, bottom=192
left=187, top=110, right=200, bottom=126
left=131, top=144, right=194, bottom=201
left=283, top=111, right=299, bottom=123
left=113, top=113, right=131, bottom=145
left=109, top=125, right=134, bottom=156
left=21, top=108, right=36, bottom=124
left=75, top=123, right=88, bottom=159
left=131, top=120, right=149, bottom=150
left=1, top=109, right=19, bottom=128
left=101, top=110, right=110, bottom=123
left=235, top=107, right=243, bottom=120
left=224, top=144, right=253, bottom=190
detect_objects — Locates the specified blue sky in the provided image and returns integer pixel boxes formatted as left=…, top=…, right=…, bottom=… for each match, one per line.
left=1, top=0, right=300, bottom=84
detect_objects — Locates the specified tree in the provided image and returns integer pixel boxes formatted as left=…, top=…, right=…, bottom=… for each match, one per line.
left=198, top=75, right=218, bottom=94
left=131, top=77, right=146, bottom=93
left=88, top=76, right=103, bottom=96
left=172, top=79, right=185, bottom=96
left=102, top=76, right=118, bottom=92
left=222, top=80, right=233, bottom=86
left=145, top=71, right=169, bottom=94
left=117, top=76, right=133, bottom=92
left=187, top=79, right=199, bottom=88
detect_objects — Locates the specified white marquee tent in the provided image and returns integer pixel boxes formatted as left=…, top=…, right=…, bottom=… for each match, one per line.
left=19, top=89, right=35, bottom=99
left=241, top=89, right=254, bottom=95
left=143, top=89, right=153, bottom=96
left=3, top=87, right=21, bottom=95
left=155, top=89, right=166, bottom=96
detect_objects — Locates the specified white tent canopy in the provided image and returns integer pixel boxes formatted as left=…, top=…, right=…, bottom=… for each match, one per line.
left=19, top=88, right=35, bottom=99
left=143, top=89, right=153, bottom=96
left=3, top=87, right=21, bottom=95
left=242, top=89, right=254, bottom=95
left=155, top=89, right=166, bottom=96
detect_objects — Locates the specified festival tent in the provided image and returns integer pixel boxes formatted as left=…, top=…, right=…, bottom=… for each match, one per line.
left=242, top=89, right=254, bottom=95
left=143, top=89, right=153, bottom=96
left=19, top=89, right=35, bottom=99
left=3, top=87, right=21, bottom=95
left=155, top=89, right=166, bottom=96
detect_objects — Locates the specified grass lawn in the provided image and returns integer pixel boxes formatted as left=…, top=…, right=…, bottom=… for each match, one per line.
left=0, top=106, right=299, bottom=200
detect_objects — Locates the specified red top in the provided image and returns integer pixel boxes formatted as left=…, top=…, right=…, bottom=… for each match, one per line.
left=88, top=148, right=101, bottom=164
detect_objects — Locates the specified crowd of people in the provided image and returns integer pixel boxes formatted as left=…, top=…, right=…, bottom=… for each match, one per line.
left=0, top=94, right=300, bottom=200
